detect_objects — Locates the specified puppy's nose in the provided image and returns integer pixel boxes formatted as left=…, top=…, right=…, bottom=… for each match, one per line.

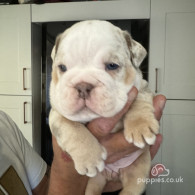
left=75, top=82, right=94, bottom=99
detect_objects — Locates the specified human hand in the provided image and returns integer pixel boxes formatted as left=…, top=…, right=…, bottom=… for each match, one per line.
left=87, top=88, right=166, bottom=192
left=87, top=87, right=139, bottom=164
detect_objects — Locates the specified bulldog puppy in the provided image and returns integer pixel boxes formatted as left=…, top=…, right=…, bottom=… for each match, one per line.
left=49, top=20, right=159, bottom=195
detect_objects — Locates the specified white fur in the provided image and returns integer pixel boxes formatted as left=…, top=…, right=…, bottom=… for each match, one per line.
left=145, top=135, right=156, bottom=145
left=50, top=20, right=139, bottom=123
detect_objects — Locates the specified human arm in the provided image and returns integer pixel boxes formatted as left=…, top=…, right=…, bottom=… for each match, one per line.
left=47, top=136, right=88, bottom=195
left=32, top=135, right=88, bottom=195
left=32, top=167, right=50, bottom=195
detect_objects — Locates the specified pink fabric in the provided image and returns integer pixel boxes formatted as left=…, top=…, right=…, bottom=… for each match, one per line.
left=105, top=149, right=144, bottom=175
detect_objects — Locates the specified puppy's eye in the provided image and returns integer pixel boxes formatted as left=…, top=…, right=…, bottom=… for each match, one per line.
left=58, top=64, right=67, bottom=72
left=106, top=63, right=119, bottom=71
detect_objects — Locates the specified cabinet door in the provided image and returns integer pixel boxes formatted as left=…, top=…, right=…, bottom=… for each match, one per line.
left=32, top=0, right=150, bottom=22
left=0, top=95, right=32, bottom=146
left=147, top=100, right=195, bottom=195
left=0, top=5, right=31, bottom=95
left=149, top=0, right=195, bottom=99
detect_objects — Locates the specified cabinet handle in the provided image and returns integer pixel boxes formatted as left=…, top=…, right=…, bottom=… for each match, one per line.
left=23, top=68, right=27, bottom=90
left=23, top=102, right=28, bottom=124
left=155, top=68, right=158, bottom=93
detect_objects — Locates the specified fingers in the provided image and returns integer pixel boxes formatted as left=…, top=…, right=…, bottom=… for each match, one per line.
left=153, top=95, right=166, bottom=121
left=100, top=132, right=138, bottom=164
left=149, top=95, right=166, bottom=159
left=88, top=91, right=166, bottom=164
left=150, top=134, right=163, bottom=160
left=88, top=93, right=166, bottom=138
left=87, top=87, right=138, bottom=138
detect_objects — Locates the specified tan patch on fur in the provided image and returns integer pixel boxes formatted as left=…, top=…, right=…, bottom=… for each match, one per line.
left=52, top=69, right=58, bottom=84
left=119, top=149, right=151, bottom=194
left=123, top=31, right=132, bottom=50
left=55, top=33, right=62, bottom=54
left=106, top=69, right=120, bottom=79
left=124, top=65, right=136, bottom=85
left=124, top=97, right=159, bottom=148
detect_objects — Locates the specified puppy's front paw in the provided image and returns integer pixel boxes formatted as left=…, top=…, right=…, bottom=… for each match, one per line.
left=72, top=144, right=107, bottom=177
left=124, top=115, right=159, bottom=148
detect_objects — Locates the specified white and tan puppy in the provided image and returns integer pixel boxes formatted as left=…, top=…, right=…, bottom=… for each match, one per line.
left=49, top=20, right=159, bottom=195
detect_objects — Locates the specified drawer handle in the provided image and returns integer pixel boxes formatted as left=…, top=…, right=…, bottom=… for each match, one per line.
left=23, top=68, right=27, bottom=90
left=24, top=102, right=28, bottom=124
left=155, top=68, right=158, bottom=93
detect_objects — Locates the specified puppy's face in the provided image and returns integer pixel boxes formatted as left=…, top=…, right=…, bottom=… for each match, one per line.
left=50, top=20, right=146, bottom=122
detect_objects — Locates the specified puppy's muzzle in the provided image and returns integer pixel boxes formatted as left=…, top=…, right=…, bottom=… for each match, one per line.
left=75, top=82, right=94, bottom=99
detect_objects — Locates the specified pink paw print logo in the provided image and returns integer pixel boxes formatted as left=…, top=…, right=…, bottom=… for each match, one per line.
left=151, top=164, right=170, bottom=177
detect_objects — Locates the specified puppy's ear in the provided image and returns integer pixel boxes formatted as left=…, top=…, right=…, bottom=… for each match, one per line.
left=123, top=31, right=147, bottom=68
left=51, top=33, right=62, bottom=60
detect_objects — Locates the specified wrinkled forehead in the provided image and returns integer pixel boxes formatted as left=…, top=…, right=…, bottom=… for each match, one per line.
left=57, top=21, right=125, bottom=55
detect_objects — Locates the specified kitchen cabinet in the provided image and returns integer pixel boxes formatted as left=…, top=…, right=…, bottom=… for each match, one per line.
left=161, top=100, right=195, bottom=194
left=148, top=0, right=195, bottom=194
left=0, top=5, right=31, bottom=96
left=0, top=95, right=32, bottom=145
left=147, top=100, right=195, bottom=195
left=31, top=0, right=150, bottom=22
left=0, top=5, right=42, bottom=153
left=149, top=0, right=195, bottom=99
